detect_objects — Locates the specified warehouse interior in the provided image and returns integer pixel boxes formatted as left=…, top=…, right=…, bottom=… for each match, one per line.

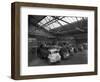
left=28, top=15, right=88, bottom=66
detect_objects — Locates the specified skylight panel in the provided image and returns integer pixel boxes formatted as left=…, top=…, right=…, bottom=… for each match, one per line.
left=62, top=17, right=72, bottom=23
left=51, top=22, right=61, bottom=29
left=48, top=24, right=55, bottom=29
left=77, top=17, right=82, bottom=21
left=38, top=22, right=43, bottom=26
left=57, top=20, right=67, bottom=25
left=67, top=17, right=74, bottom=23
left=71, top=17, right=77, bottom=22
left=43, top=22, right=61, bottom=30
left=38, top=16, right=86, bottom=31
left=44, top=26, right=50, bottom=30
left=47, top=16, right=53, bottom=20
left=38, top=16, right=52, bottom=26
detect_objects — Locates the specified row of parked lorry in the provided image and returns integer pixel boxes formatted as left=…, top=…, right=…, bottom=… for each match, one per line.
left=36, top=43, right=87, bottom=64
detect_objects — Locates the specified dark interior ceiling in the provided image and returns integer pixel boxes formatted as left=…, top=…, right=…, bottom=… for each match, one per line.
left=28, top=15, right=46, bottom=25
left=28, top=15, right=88, bottom=36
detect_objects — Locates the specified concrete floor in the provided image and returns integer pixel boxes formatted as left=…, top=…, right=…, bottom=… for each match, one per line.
left=28, top=50, right=87, bottom=66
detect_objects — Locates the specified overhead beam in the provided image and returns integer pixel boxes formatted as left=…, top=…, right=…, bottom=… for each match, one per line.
left=53, top=16, right=71, bottom=24
left=51, top=16, right=63, bottom=26
left=42, top=16, right=64, bottom=27
left=31, top=16, right=46, bottom=23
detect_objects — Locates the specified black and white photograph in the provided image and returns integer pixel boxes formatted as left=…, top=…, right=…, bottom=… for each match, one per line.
left=28, top=15, right=88, bottom=66
left=11, top=2, right=97, bottom=79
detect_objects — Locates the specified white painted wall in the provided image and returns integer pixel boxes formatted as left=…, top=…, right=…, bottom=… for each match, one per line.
left=0, top=0, right=100, bottom=82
